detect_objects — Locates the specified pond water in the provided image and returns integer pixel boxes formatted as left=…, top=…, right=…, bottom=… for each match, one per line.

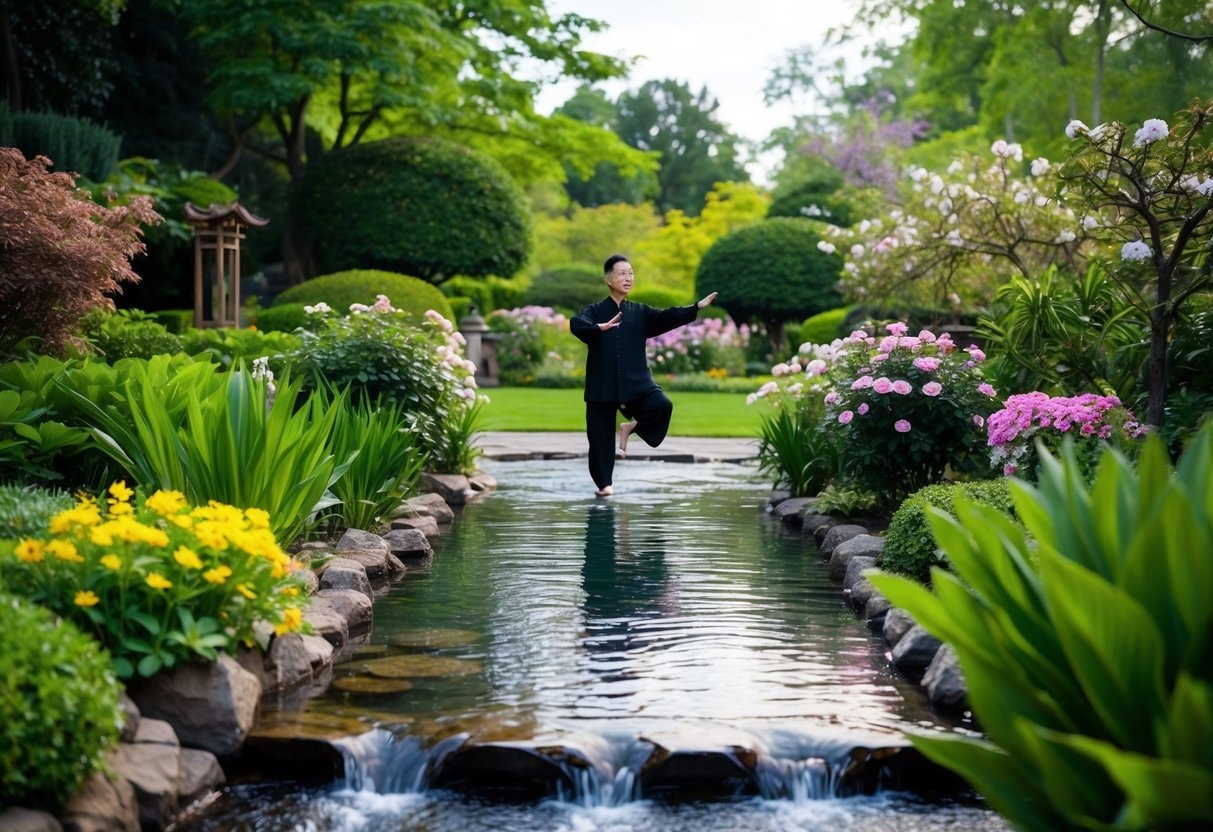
left=181, top=457, right=1009, bottom=831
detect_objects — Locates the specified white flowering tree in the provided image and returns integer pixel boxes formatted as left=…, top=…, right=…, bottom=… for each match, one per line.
left=1058, top=102, right=1213, bottom=427
left=819, top=140, right=1095, bottom=309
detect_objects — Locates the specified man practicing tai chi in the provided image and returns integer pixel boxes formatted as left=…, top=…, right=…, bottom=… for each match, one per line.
left=570, top=254, right=718, bottom=497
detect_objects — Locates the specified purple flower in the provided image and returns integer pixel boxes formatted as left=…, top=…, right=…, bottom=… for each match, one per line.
left=894, top=419, right=912, bottom=433
left=839, top=410, right=854, bottom=425
left=886, top=322, right=908, bottom=337
left=967, top=347, right=986, bottom=362
left=858, top=402, right=869, bottom=415
left=913, top=356, right=941, bottom=373
left=873, top=378, right=894, bottom=394
left=978, top=383, right=997, bottom=397
left=852, top=375, right=874, bottom=390
left=892, top=379, right=913, bottom=395
left=824, top=391, right=840, bottom=406
left=972, top=414, right=984, bottom=428
left=922, top=381, right=943, bottom=397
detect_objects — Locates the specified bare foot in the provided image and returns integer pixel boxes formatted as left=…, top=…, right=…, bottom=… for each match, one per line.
left=618, top=421, right=636, bottom=457
left=595, top=485, right=613, bottom=497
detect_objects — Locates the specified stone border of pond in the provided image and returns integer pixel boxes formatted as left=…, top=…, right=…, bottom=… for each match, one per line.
left=3, top=473, right=495, bottom=832
left=766, top=493, right=969, bottom=716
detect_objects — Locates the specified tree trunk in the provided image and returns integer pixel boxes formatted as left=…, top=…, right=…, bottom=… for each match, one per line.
left=278, top=98, right=312, bottom=285
left=1146, top=306, right=1167, bottom=428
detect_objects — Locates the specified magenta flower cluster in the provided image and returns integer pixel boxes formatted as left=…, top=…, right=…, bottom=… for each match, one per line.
left=646, top=316, right=750, bottom=375
left=987, top=392, right=1145, bottom=476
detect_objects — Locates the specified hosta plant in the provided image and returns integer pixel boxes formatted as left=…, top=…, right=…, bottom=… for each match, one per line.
left=0, top=482, right=311, bottom=678
left=869, top=423, right=1213, bottom=831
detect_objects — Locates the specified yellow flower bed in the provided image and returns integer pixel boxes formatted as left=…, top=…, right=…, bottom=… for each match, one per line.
left=1, top=481, right=311, bottom=678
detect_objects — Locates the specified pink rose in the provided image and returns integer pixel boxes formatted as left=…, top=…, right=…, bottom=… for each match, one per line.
left=894, top=419, right=912, bottom=433
left=922, top=381, right=943, bottom=397
left=839, top=410, right=854, bottom=425
left=858, top=403, right=870, bottom=415
left=978, top=383, right=997, bottom=397
left=873, top=378, right=894, bottom=394
left=892, top=380, right=913, bottom=395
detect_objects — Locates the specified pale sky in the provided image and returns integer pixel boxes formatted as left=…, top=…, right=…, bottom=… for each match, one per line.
left=535, top=0, right=891, bottom=181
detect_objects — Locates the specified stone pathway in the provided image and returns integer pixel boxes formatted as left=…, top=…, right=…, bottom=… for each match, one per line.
left=475, top=431, right=758, bottom=464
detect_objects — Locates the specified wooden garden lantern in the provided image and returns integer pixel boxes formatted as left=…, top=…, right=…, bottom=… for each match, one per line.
left=184, top=202, right=269, bottom=328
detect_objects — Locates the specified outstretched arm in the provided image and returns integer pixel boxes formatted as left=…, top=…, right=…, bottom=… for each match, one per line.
left=697, top=292, right=718, bottom=309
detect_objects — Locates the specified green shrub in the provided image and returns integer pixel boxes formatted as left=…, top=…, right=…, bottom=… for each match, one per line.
left=273, top=270, right=453, bottom=324
left=151, top=309, right=194, bottom=334
left=881, top=479, right=1016, bottom=582
left=812, top=482, right=880, bottom=518
left=628, top=286, right=691, bottom=309
left=253, top=303, right=311, bottom=334
left=447, top=296, right=472, bottom=321
left=870, top=427, right=1213, bottom=831
left=79, top=308, right=184, bottom=362
left=0, top=485, right=73, bottom=540
left=695, top=218, right=842, bottom=351
left=799, top=307, right=851, bottom=346
left=440, top=275, right=527, bottom=315
left=298, top=136, right=531, bottom=282
left=766, top=176, right=853, bottom=227
left=756, top=408, right=839, bottom=497
left=179, top=328, right=300, bottom=369
left=523, top=265, right=605, bottom=312
left=1, top=483, right=311, bottom=679
left=9, top=110, right=122, bottom=182
left=0, top=594, right=123, bottom=810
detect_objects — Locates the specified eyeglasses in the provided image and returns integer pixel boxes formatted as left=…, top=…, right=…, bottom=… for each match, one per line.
left=610, top=270, right=634, bottom=278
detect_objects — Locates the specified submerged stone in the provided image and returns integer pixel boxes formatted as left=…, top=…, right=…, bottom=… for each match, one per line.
left=356, top=654, right=484, bottom=678
left=388, top=629, right=482, bottom=649
left=331, top=675, right=415, bottom=694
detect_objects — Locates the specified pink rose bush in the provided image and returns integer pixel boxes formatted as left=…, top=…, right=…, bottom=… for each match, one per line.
left=751, top=321, right=999, bottom=503
left=987, top=392, right=1147, bottom=479
left=647, top=316, right=749, bottom=377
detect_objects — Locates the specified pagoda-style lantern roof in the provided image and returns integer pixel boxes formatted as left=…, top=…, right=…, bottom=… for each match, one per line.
left=183, top=202, right=270, bottom=228
left=185, top=201, right=269, bottom=329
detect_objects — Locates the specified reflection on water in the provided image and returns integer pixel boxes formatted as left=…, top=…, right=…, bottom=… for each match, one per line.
left=180, top=458, right=1008, bottom=831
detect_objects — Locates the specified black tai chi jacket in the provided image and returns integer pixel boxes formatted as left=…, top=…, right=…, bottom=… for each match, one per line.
left=570, top=297, right=699, bottom=403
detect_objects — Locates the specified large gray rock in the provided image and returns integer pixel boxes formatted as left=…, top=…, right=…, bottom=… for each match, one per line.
left=110, top=741, right=180, bottom=830
left=828, top=534, right=885, bottom=580
left=177, top=748, right=226, bottom=808
left=130, top=655, right=261, bottom=758
left=389, top=515, right=440, bottom=538
left=818, top=524, right=868, bottom=557
left=864, top=593, right=891, bottom=627
left=773, top=497, right=816, bottom=526
left=334, top=548, right=395, bottom=582
left=238, top=633, right=316, bottom=695
left=118, top=694, right=140, bottom=744
left=882, top=608, right=917, bottom=647
left=468, top=471, right=497, bottom=493
left=849, top=577, right=879, bottom=610
left=890, top=625, right=942, bottom=672
left=316, top=588, right=374, bottom=636
left=299, top=634, right=336, bottom=671
left=420, top=472, right=472, bottom=506
left=395, top=492, right=455, bottom=525
left=303, top=598, right=349, bottom=651
left=923, top=644, right=967, bottom=710
left=60, top=770, right=139, bottom=832
left=382, top=528, right=433, bottom=560
left=800, top=513, right=839, bottom=539
left=318, top=558, right=373, bottom=598
left=336, top=528, right=389, bottom=555
left=842, top=556, right=878, bottom=592
left=767, top=489, right=792, bottom=506
left=0, top=809, right=61, bottom=832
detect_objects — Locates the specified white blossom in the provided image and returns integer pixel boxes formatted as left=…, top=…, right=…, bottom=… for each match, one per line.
left=816, top=240, right=837, bottom=255
left=1030, top=157, right=1050, bottom=176
left=1082, top=215, right=1100, bottom=230
left=990, top=140, right=1023, bottom=161
left=1065, top=120, right=1089, bottom=139
left=1055, top=229, right=1077, bottom=244
left=1133, top=118, right=1168, bottom=147
left=1121, top=240, right=1152, bottom=262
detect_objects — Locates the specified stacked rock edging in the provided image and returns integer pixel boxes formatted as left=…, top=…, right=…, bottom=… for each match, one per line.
left=13, top=478, right=490, bottom=832
left=768, top=494, right=969, bottom=715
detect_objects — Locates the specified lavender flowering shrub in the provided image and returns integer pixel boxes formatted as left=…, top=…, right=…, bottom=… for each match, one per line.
left=488, top=306, right=580, bottom=385
left=646, top=316, right=750, bottom=377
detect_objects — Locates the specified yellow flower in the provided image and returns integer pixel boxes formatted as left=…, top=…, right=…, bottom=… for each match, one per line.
left=236, top=583, right=257, bottom=600
left=274, top=606, right=303, bottom=635
left=46, top=539, right=84, bottom=563
left=244, top=507, right=271, bottom=530
left=89, top=526, right=114, bottom=546
left=203, top=565, right=232, bottom=585
left=145, top=489, right=187, bottom=516
left=108, top=501, right=134, bottom=517
left=168, top=514, right=194, bottom=530
left=281, top=586, right=299, bottom=597
left=173, top=546, right=204, bottom=570
left=74, top=590, right=100, bottom=607
left=146, top=572, right=173, bottom=590
left=15, top=539, right=44, bottom=563
left=100, top=554, right=123, bottom=571
left=108, top=480, right=134, bottom=502
left=193, top=521, right=229, bottom=550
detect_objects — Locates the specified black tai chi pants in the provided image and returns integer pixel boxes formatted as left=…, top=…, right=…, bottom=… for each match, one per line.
left=585, top=388, right=674, bottom=489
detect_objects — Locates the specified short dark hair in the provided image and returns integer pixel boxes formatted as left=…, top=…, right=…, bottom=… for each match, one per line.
left=603, top=254, right=630, bottom=276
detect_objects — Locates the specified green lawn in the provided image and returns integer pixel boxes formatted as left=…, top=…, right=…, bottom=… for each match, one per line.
left=479, top=386, right=764, bottom=437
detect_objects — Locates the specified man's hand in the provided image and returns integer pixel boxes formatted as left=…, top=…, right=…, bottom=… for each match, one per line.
left=696, top=292, right=718, bottom=309
left=598, top=311, right=623, bottom=331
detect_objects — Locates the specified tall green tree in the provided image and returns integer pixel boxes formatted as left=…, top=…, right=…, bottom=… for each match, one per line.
left=613, top=79, right=750, bottom=216
left=170, top=0, right=643, bottom=283
left=556, top=84, right=658, bottom=207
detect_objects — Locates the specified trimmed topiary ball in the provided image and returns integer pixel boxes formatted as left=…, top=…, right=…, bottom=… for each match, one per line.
left=880, top=479, right=1018, bottom=583
left=0, top=594, right=123, bottom=810
left=695, top=218, right=842, bottom=350
left=253, top=302, right=311, bottom=334
left=272, top=270, right=454, bottom=324
left=298, top=136, right=531, bottom=283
